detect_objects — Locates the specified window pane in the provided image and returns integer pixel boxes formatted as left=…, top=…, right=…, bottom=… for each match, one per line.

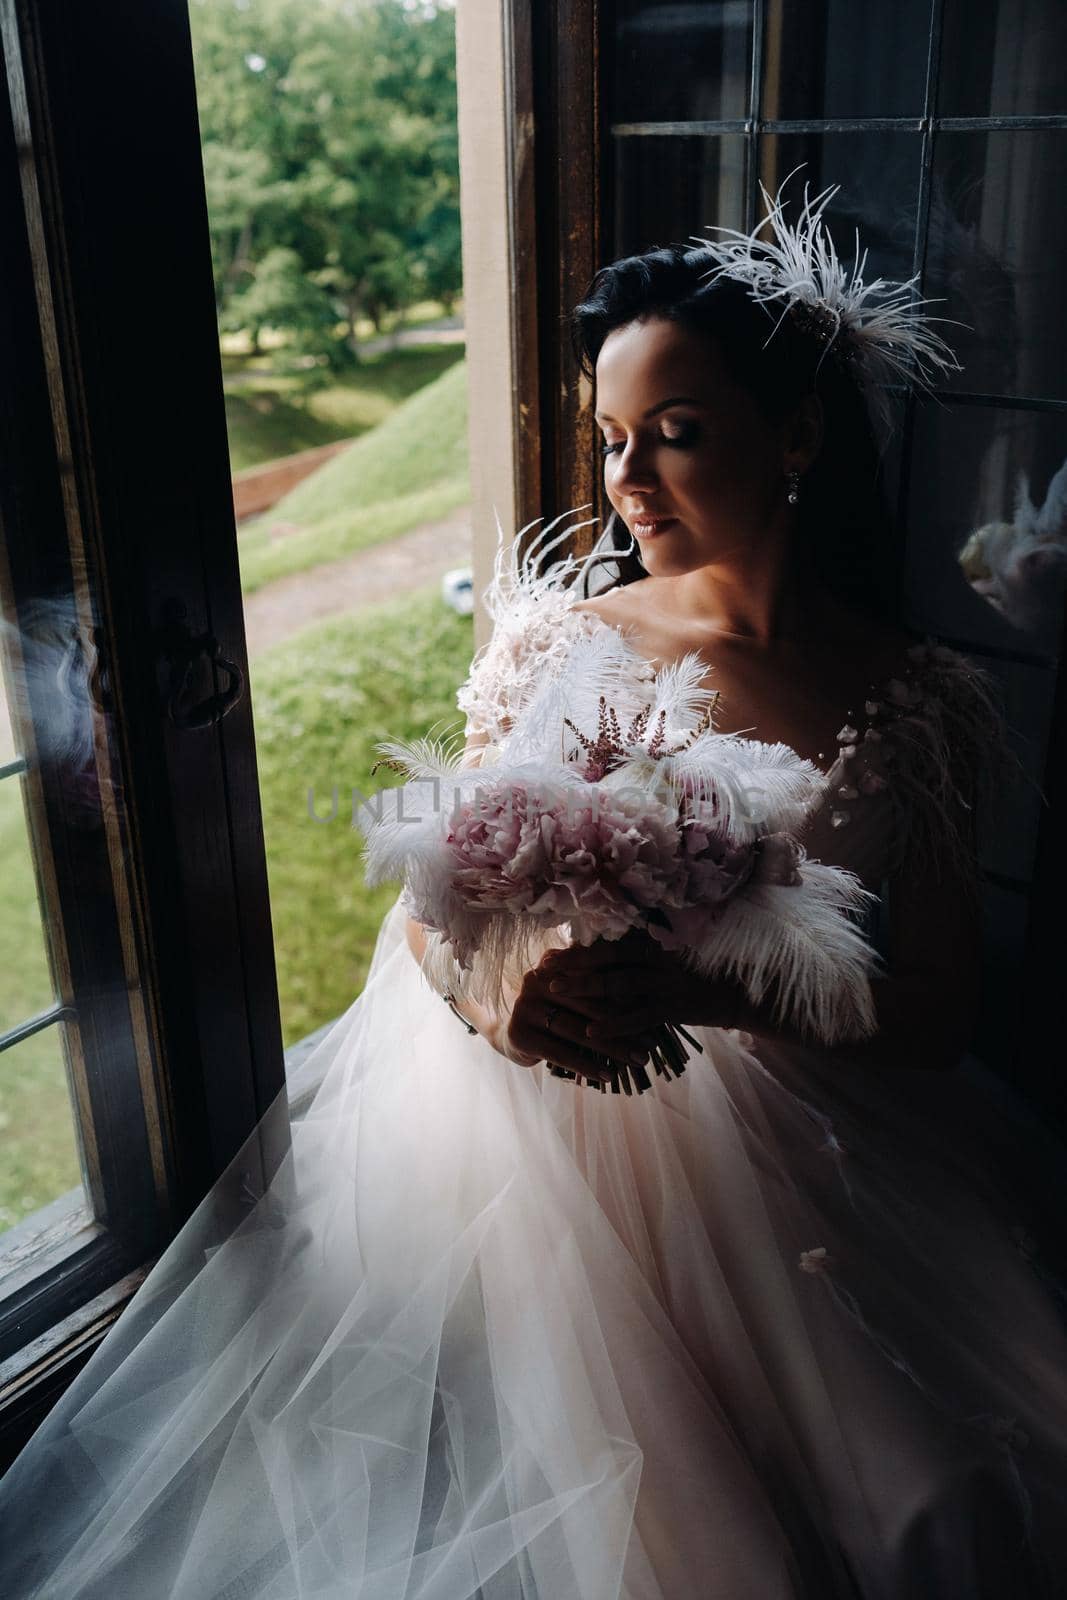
left=757, top=133, right=921, bottom=283
left=0, top=564, right=163, bottom=1259
left=976, top=658, right=1058, bottom=885
left=762, top=0, right=932, bottom=120
left=611, top=133, right=747, bottom=259
left=0, top=1026, right=84, bottom=1234
left=611, top=0, right=753, bottom=126
left=901, top=404, right=1061, bottom=890
left=976, top=881, right=1029, bottom=1074
left=0, top=667, right=14, bottom=768
left=0, top=775, right=58, bottom=1033
left=924, top=131, right=1067, bottom=403
left=903, top=402, right=1067, bottom=660
left=940, top=0, right=1067, bottom=118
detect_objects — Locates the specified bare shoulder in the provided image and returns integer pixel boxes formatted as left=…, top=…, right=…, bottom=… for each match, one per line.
left=571, top=580, right=657, bottom=627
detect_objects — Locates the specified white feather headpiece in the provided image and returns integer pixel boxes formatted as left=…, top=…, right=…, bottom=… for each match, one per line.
left=693, top=170, right=962, bottom=401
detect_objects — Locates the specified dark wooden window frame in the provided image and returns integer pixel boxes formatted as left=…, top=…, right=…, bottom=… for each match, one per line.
left=0, top=0, right=286, bottom=1466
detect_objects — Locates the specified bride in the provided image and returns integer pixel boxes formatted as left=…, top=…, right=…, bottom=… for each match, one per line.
left=2, top=189, right=1066, bottom=1599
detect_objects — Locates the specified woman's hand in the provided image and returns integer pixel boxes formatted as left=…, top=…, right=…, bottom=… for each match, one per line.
left=503, top=950, right=673, bottom=1084
left=536, top=929, right=751, bottom=1053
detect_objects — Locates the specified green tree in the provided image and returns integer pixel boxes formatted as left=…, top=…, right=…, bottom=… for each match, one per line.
left=189, top=0, right=462, bottom=357
left=221, top=246, right=350, bottom=366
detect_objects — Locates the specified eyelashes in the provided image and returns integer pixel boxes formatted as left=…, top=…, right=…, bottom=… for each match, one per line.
left=599, top=421, right=701, bottom=458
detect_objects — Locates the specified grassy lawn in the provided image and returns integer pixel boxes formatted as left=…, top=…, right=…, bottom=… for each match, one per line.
left=251, top=585, right=473, bottom=1046
left=224, top=343, right=465, bottom=472
left=238, top=357, right=469, bottom=594
left=0, top=783, right=85, bottom=1231
left=0, top=586, right=473, bottom=1228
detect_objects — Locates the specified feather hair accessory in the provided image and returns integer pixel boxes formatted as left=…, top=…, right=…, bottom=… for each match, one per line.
left=692, top=170, right=963, bottom=400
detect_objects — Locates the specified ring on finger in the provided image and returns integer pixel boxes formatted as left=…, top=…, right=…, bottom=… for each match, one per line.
left=544, top=1002, right=560, bottom=1031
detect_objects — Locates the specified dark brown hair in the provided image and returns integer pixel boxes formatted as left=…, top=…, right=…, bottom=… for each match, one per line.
left=570, top=243, right=899, bottom=621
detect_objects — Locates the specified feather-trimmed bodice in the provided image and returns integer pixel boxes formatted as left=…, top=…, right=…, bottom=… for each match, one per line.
left=456, top=528, right=1010, bottom=907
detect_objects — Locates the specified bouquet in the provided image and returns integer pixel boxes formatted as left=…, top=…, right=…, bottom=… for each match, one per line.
left=360, top=606, right=882, bottom=1095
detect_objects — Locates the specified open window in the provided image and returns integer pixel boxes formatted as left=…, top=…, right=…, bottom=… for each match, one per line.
left=0, top=0, right=285, bottom=1463
left=2, top=0, right=1064, bottom=1467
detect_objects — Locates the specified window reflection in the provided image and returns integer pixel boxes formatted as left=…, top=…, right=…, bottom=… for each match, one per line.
left=612, top=134, right=747, bottom=258
left=0, top=599, right=93, bottom=1238
left=611, top=0, right=753, bottom=126
left=925, top=133, right=1067, bottom=404
left=974, top=657, right=1058, bottom=884
left=0, top=572, right=145, bottom=1248
left=957, top=458, right=1067, bottom=654
left=978, top=881, right=1029, bottom=1064
left=761, top=0, right=931, bottom=120
left=905, top=401, right=1067, bottom=659
left=758, top=134, right=920, bottom=285
left=0, top=670, right=14, bottom=771
left=940, top=0, right=1067, bottom=118
left=0, top=773, right=56, bottom=1035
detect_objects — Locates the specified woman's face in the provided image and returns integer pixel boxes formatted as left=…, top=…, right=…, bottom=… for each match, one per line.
left=594, top=315, right=799, bottom=576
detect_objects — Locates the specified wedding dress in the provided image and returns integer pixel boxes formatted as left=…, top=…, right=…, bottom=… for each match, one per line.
left=1, top=534, right=1066, bottom=1600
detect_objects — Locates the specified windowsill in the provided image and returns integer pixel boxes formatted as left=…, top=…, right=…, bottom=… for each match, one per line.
left=0, top=1261, right=152, bottom=1397
left=0, top=1188, right=100, bottom=1303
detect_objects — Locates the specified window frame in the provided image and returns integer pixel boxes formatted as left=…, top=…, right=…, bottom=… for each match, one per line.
left=0, top=0, right=286, bottom=1466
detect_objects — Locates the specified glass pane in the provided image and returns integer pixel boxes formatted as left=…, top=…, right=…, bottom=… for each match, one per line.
left=611, top=134, right=747, bottom=260
left=0, top=775, right=57, bottom=1032
left=975, top=881, right=1029, bottom=1075
left=756, top=133, right=922, bottom=284
left=611, top=0, right=753, bottom=125
left=976, top=658, right=1058, bottom=885
left=940, top=0, right=1067, bottom=118
left=0, top=662, right=15, bottom=768
left=0, top=1026, right=84, bottom=1233
left=762, top=0, right=932, bottom=120
left=924, top=131, right=1067, bottom=403
left=903, top=401, right=1067, bottom=659
left=0, top=560, right=162, bottom=1256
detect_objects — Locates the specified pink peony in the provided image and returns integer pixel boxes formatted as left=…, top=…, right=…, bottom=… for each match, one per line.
left=437, top=781, right=757, bottom=956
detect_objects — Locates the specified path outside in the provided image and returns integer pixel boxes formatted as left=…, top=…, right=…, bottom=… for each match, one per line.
left=242, top=508, right=471, bottom=658
left=0, top=509, right=472, bottom=766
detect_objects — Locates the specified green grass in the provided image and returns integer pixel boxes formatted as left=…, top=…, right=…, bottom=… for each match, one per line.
left=251, top=586, right=473, bottom=1046
left=237, top=358, right=469, bottom=594
left=224, top=344, right=465, bottom=472
left=0, top=783, right=85, bottom=1231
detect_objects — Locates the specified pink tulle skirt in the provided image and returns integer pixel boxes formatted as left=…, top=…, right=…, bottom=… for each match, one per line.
left=1, top=896, right=1065, bottom=1598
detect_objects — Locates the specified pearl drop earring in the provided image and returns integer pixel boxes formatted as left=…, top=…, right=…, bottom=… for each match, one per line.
left=786, top=470, right=801, bottom=505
